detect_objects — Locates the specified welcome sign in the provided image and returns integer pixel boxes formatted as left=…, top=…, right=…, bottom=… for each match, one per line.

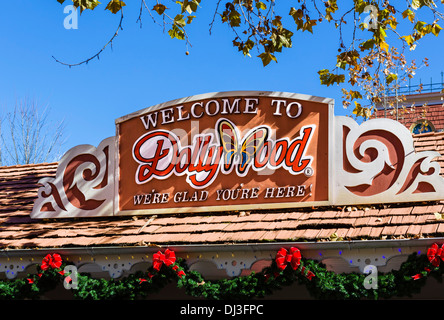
left=116, top=92, right=333, bottom=215
left=30, top=91, right=444, bottom=218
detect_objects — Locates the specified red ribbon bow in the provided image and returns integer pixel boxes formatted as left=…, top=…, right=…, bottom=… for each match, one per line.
left=41, top=253, right=62, bottom=271
left=275, top=247, right=301, bottom=271
left=427, top=243, right=444, bottom=267
left=153, top=249, right=176, bottom=271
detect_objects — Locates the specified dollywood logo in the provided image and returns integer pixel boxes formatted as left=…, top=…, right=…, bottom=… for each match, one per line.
left=132, top=118, right=315, bottom=189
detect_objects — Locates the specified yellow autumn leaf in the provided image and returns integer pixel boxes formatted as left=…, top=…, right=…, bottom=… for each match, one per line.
left=105, top=0, right=126, bottom=14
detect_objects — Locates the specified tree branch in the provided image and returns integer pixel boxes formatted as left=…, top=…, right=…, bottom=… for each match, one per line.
left=52, top=10, right=124, bottom=67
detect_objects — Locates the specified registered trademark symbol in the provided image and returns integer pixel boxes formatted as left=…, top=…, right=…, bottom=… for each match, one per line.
left=304, top=167, right=314, bottom=177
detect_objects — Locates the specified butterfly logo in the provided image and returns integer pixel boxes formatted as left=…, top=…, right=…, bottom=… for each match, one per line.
left=217, top=119, right=269, bottom=175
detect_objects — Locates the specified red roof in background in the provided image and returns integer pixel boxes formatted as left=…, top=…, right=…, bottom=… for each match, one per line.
left=374, top=99, right=444, bottom=132
left=0, top=132, right=443, bottom=250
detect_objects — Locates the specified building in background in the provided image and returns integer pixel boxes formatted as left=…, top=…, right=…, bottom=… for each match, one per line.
left=374, top=75, right=444, bottom=134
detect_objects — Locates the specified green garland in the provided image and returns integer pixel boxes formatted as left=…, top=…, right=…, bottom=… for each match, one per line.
left=0, top=249, right=442, bottom=300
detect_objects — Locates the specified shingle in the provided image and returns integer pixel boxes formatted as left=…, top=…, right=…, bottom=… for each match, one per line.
left=369, top=227, right=383, bottom=238
left=274, top=219, right=300, bottom=229
left=381, top=226, right=397, bottom=236
left=401, top=215, right=416, bottom=224
left=368, top=216, right=391, bottom=226
left=389, top=216, right=403, bottom=225
left=389, top=207, right=414, bottom=215
left=421, top=223, right=439, bottom=235
left=259, top=230, right=279, bottom=241
left=412, top=206, right=435, bottom=215
left=352, top=226, right=370, bottom=238
left=407, top=225, right=422, bottom=236
left=347, top=210, right=365, bottom=218
left=335, top=228, right=350, bottom=238
left=275, top=229, right=299, bottom=240
left=301, top=229, right=322, bottom=239
left=317, top=228, right=336, bottom=239
left=394, top=225, right=409, bottom=236
left=414, top=215, right=429, bottom=224
left=287, top=211, right=304, bottom=220
left=354, top=217, right=371, bottom=226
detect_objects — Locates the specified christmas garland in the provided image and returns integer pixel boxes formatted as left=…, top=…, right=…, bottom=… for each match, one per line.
left=0, top=244, right=443, bottom=300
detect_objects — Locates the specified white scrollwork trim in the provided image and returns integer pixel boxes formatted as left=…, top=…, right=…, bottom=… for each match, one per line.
left=334, top=116, right=444, bottom=205
left=31, top=137, right=116, bottom=218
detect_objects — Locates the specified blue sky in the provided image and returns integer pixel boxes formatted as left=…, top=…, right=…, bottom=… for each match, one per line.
left=1, top=1, right=443, bottom=157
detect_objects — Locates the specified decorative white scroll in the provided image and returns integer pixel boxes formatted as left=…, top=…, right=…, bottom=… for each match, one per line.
left=31, top=137, right=116, bottom=218
left=333, top=116, right=444, bottom=205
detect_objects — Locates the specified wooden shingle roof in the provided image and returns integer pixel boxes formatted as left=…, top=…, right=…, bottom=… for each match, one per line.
left=0, top=132, right=443, bottom=250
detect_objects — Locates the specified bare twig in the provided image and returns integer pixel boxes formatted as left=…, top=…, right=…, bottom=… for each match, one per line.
left=52, top=10, right=124, bottom=67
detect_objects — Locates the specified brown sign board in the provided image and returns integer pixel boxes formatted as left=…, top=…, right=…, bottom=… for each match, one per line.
left=115, top=92, right=334, bottom=215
